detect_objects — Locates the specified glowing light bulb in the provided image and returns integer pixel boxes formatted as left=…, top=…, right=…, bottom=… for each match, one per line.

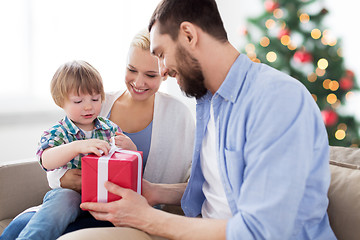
left=327, top=93, right=337, bottom=104
left=245, top=43, right=255, bottom=53
left=307, top=73, right=317, bottom=82
left=329, top=81, right=339, bottom=91
left=266, top=51, right=277, bottom=62
left=260, top=37, right=270, bottom=47
left=337, top=48, right=343, bottom=57
left=337, top=123, right=347, bottom=131
left=335, top=129, right=346, bottom=140
left=323, top=79, right=331, bottom=89
left=273, top=9, right=284, bottom=19
left=346, top=91, right=354, bottom=100
left=311, top=29, right=321, bottom=39
left=265, top=19, right=276, bottom=29
left=280, top=35, right=291, bottom=45
left=287, top=43, right=297, bottom=50
left=317, top=58, right=328, bottom=70
left=311, top=94, right=317, bottom=102
left=299, top=13, right=310, bottom=23
left=316, top=68, right=326, bottom=77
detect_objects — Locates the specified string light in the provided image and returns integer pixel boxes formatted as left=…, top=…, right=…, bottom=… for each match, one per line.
left=337, top=48, right=342, bottom=57
left=329, top=81, right=339, bottom=91
left=287, top=43, right=297, bottom=50
left=281, top=35, right=291, bottom=45
left=327, top=93, right=337, bottom=104
left=311, top=94, right=317, bottom=102
left=332, top=99, right=341, bottom=109
left=265, top=19, right=276, bottom=29
left=335, top=129, right=346, bottom=140
left=245, top=43, right=256, bottom=53
left=260, top=37, right=270, bottom=47
left=317, top=58, right=328, bottom=70
left=316, top=68, right=326, bottom=77
left=273, top=9, right=284, bottom=19
left=311, top=29, right=321, bottom=39
left=337, top=123, right=348, bottom=131
left=247, top=52, right=257, bottom=60
left=346, top=91, right=354, bottom=100
left=266, top=51, right=277, bottom=62
left=299, top=13, right=310, bottom=23
left=323, top=79, right=331, bottom=89
left=307, top=73, right=317, bottom=82
left=328, top=38, right=337, bottom=46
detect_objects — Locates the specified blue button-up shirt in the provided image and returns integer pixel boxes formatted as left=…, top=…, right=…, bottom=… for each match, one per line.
left=181, top=54, right=336, bottom=239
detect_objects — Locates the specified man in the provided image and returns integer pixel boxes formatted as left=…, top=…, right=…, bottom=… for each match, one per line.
left=59, top=0, right=336, bottom=239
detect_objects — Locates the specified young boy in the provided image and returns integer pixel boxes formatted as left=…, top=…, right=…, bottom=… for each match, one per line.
left=16, top=60, right=137, bottom=240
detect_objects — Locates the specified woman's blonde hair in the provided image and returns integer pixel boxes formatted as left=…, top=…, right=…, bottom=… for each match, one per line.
left=50, top=60, right=105, bottom=107
left=130, top=29, right=151, bottom=51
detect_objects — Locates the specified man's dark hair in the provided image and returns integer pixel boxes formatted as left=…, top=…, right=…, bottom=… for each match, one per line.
left=148, top=0, right=228, bottom=42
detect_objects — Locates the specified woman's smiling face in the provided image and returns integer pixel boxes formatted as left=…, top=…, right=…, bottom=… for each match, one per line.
left=125, top=46, right=163, bottom=102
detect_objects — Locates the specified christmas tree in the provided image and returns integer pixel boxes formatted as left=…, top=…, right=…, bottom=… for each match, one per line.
left=241, top=0, right=359, bottom=147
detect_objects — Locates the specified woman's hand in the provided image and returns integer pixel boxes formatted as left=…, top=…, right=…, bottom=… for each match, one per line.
left=114, top=132, right=137, bottom=151
left=60, top=169, right=82, bottom=193
left=142, top=179, right=160, bottom=206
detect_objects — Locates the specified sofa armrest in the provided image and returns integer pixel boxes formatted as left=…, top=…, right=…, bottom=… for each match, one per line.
left=328, top=146, right=360, bottom=240
left=0, top=158, right=50, bottom=221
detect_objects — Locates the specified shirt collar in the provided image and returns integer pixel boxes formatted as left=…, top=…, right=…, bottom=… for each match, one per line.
left=216, top=54, right=252, bottom=103
left=62, top=116, right=110, bottom=135
left=94, top=116, right=112, bottom=131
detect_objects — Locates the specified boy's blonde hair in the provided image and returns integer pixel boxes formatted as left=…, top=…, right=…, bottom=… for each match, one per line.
left=50, top=60, right=105, bottom=107
left=130, top=29, right=150, bottom=51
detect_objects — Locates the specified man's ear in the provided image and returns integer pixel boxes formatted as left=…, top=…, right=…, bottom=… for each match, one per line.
left=179, top=22, right=198, bottom=49
left=162, top=74, right=168, bottom=81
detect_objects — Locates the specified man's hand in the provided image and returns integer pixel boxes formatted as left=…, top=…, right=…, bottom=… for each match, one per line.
left=80, top=181, right=153, bottom=228
left=60, top=169, right=82, bottom=193
left=81, top=181, right=227, bottom=240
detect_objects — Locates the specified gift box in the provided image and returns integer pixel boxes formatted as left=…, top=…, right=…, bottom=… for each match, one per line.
left=81, top=149, right=143, bottom=203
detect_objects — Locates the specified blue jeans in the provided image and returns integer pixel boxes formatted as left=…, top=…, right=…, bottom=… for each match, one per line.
left=0, top=212, right=33, bottom=240
left=0, top=189, right=114, bottom=240
left=2, top=188, right=81, bottom=240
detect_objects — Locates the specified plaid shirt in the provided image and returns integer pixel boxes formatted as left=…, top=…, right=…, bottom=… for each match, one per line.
left=37, top=116, right=119, bottom=171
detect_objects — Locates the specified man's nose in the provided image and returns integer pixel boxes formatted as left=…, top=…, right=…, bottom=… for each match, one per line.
left=158, top=59, right=169, bottom=78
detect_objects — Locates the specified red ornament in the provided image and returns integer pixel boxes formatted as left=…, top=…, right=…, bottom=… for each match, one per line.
left=293, top=50, right=313, bottom=63
left=339, top=77, right=354, bottom=90
left=321, top=110, right=338, bottom=127
left=278, top=28, right=290, bottom=39
left=238, top=26, right=248, bottom=36
left=265, top=0, right=279, bottom=12
left=345, top=70, right=354, bottom=78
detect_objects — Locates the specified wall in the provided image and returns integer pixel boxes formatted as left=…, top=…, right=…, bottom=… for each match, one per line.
left=0, top=0, right=359, bottom=163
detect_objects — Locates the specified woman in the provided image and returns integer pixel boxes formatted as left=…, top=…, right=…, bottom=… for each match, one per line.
left=0, top=29, right=195, bottom=239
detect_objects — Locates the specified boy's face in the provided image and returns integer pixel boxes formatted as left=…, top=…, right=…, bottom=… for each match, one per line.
left=62, top=92, right=102, bottom=131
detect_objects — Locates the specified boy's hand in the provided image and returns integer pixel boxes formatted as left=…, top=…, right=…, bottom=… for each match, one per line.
left=77, top=139, right=111, bottom=156
left=114, top=132, right=137, bottom=151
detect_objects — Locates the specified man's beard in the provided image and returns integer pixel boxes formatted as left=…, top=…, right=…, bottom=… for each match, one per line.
left=175, top=44, right=207, bottom=99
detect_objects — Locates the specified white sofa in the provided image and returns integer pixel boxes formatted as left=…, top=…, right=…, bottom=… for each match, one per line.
left=1, top=146, right=360, bottom=239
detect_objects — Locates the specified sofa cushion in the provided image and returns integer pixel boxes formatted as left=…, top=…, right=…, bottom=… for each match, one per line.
left=328, top=146, right=360, bottom=240
left=0, top=219, right=12, bottom=235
